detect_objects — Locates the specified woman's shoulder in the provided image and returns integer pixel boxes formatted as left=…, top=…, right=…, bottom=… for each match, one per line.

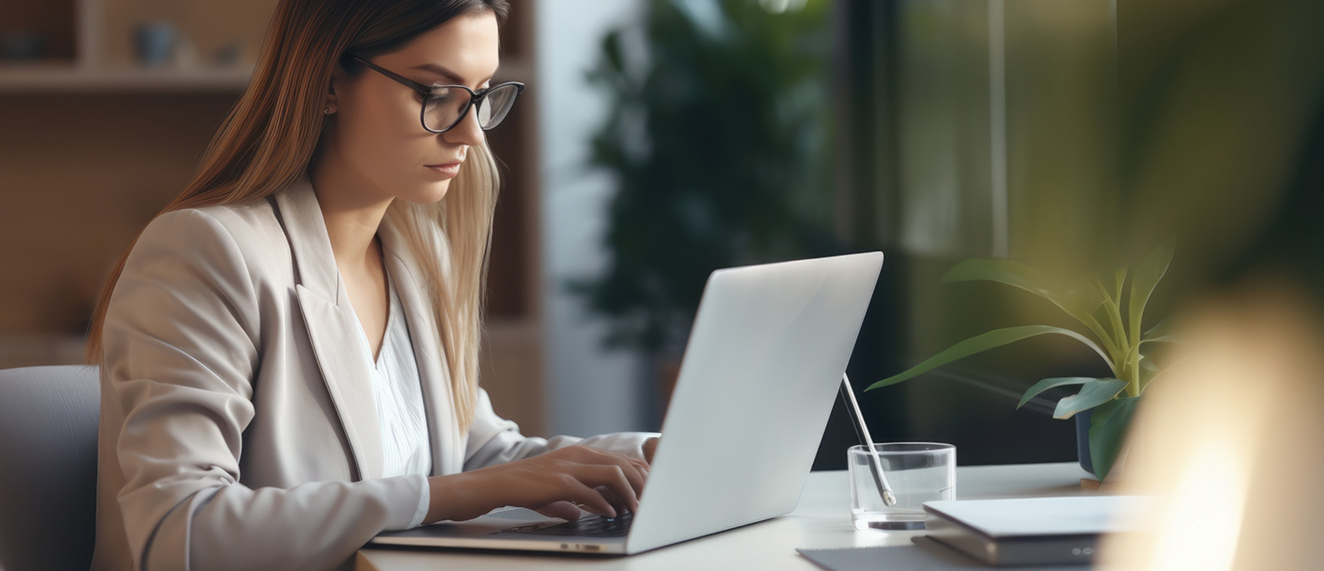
left=134, top=197, right=290, bottom=281
left=153, top=196, right=280, bottom=241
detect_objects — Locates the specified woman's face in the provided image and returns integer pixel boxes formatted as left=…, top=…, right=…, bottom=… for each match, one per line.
left=325, top=11, right=500, bottom=205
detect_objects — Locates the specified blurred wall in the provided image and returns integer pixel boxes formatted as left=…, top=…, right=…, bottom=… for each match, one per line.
left=535, top=0, right=651, bottom=436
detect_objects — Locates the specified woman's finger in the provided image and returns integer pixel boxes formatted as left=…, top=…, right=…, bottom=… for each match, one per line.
left=594, top=485, right=634, bottom=516
left=628, top=456, right=650, bottom=481
left=560, top=447, right=649, bottom=498
left=571, top=464, right=638, bottom=512
left=555, top=475, right=618, bottom=518
left=534, top=500, right=582, bottom=521
left=601, top=448, right=651, bottom=492
left=609, top=458, right=647, bottom=499
left=630, top=457, right=651, bottom=498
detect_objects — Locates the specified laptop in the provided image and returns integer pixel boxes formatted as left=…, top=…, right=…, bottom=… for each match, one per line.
left=370, top=251, right=884, bottom=555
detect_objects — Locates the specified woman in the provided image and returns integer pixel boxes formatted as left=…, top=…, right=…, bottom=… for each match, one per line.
left=87, top=1, right=657, bottom=569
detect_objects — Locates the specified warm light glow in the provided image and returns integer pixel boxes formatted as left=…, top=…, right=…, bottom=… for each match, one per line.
left=1146, top=443, right=1247, bottom=570
left=1098, top=283, right=1324, bottom=570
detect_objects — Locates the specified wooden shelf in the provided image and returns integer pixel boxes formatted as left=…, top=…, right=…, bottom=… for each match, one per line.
left=0, top=60, right=526, bottom=95
left=0, top=64, right=252, bottom=93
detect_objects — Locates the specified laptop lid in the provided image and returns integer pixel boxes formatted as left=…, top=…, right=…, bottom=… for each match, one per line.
left=624, top=251, right=882, bottom=553
left=369, top=252, right=883, bottom=555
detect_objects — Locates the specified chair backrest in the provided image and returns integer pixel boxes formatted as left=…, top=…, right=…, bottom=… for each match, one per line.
left=0, top=365, right=100, bottom=571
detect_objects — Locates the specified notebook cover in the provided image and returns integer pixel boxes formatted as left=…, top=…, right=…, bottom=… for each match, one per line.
left=797, top=536, right=1093, bottom=570
left=921, top=496, right=1141, bottom=566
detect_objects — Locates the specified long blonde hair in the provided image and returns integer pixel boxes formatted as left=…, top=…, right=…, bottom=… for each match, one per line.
left=85, top=0, right=510, bottom=430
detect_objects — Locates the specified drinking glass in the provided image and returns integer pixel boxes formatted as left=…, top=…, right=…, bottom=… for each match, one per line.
left=848, top=442, right=955, bottom=530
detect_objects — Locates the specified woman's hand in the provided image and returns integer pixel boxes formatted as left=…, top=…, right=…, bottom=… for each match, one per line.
left=424, top=445, right=650, bottom=524
left=643, top=437, right=660, bottom=464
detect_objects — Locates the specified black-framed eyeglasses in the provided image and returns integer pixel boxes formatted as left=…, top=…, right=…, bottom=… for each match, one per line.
left=348, top=53, right=525, bottom=134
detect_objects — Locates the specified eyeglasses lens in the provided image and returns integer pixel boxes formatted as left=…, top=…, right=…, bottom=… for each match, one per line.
left=478, top=84, right=519, bottom=129
left=423, top=84, right=520, bottom=132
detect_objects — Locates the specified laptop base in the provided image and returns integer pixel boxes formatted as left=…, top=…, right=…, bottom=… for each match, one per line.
left=372, top=508, right=628, bottom=554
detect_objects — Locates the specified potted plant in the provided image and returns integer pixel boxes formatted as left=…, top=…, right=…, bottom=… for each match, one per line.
left=866, top=242, right=1176, bottom=481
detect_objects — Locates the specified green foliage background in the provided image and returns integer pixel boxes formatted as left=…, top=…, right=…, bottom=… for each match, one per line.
left=573, top=0, right=838, bottom=353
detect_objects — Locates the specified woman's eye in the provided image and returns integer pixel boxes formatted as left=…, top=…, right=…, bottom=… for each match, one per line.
left=433, top=93, right=466, bottom=108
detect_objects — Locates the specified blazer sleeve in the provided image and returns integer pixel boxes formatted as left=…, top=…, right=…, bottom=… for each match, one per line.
left=102, top=209, right=424, bottom=571
left=462, top=387, right=660, bottom=471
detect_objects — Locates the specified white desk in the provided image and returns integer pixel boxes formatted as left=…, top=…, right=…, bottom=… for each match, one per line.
left=356, top=462, right=1094, bottom=570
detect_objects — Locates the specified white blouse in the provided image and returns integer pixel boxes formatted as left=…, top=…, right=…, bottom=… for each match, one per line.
left=351, top=271, right=432, bottom=528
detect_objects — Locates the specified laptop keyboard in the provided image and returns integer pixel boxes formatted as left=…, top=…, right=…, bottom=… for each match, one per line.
left=499, top=511, right=633, bottom=537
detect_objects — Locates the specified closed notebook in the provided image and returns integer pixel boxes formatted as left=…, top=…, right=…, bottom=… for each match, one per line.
left=923, top=496, right=1144, bottom=566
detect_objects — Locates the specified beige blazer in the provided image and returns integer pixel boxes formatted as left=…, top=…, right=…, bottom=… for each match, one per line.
left=92, top=177, right=652, bottom=571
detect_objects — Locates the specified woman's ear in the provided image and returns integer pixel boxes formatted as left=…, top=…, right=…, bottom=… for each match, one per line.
left=324, top=63, right=343, bottom=115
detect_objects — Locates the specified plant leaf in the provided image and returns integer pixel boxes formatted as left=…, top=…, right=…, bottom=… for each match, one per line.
left=1129, top=331, right=1181, bottom=364
left=1090, top=282, right=1122, bottom=349
left=942, top=259, right=1120, bottom=358
left=1113, top=267, right=1127, bottom=301
left=1144, top=317, right=1175, bottom=340
left=1141, top=334, right=1182, bottom=346
left=941, top=258, right=1052, bottom=297
left=1128, top=241, right=1175, bottom=347
left=1087, top=275, right=1113, bottom=306
left=1053, top=379, right=1127, bottom=419
left=1069, top=275, right=1110, bottom=316
left=1016, top=377, right=1094, bottom=410
left=1089, top=396, right=1140, bottom=481
left=1139, top=356, right=1160, bottom=390
left=867, top=325, right=1111, bottom=391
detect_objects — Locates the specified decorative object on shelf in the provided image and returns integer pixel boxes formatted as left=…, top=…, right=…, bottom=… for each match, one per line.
left=133, top=20, right=178, bottom=67
left=867, top=242, right=1178, bottom=482
left=0, top=31, right=48, bottom=61
left=211, top=38, right=243, bottom=68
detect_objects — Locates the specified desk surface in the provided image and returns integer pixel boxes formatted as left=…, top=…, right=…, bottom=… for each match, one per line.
left=356, top=462, right=1094, bottom=570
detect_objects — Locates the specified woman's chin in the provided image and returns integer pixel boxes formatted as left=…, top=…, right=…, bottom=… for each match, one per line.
left=400, top=181, right=452, bottom=204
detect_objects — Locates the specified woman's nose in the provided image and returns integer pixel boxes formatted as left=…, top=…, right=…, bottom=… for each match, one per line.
left=443, top=105, right=485, bottom=147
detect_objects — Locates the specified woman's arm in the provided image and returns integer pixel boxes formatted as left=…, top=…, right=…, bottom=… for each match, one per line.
left=462, top=388, right=661, bottom=469
left=103, top=209, right=424, bottom=570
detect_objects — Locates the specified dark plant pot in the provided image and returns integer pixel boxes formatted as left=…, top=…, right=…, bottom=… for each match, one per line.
left=1075, top=408, right=1093, bottom=474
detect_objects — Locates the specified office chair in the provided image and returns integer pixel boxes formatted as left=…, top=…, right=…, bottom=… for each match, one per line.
left=0, top=365, right=100, bottom=571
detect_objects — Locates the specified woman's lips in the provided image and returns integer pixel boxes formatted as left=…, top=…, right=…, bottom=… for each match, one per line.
left=425, top=161, right=461, bottom=178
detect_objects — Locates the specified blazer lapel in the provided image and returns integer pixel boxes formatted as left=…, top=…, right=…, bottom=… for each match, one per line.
left=274, top=177, right=384, bottom=481
left=379, top=218, right=464, bottom=476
